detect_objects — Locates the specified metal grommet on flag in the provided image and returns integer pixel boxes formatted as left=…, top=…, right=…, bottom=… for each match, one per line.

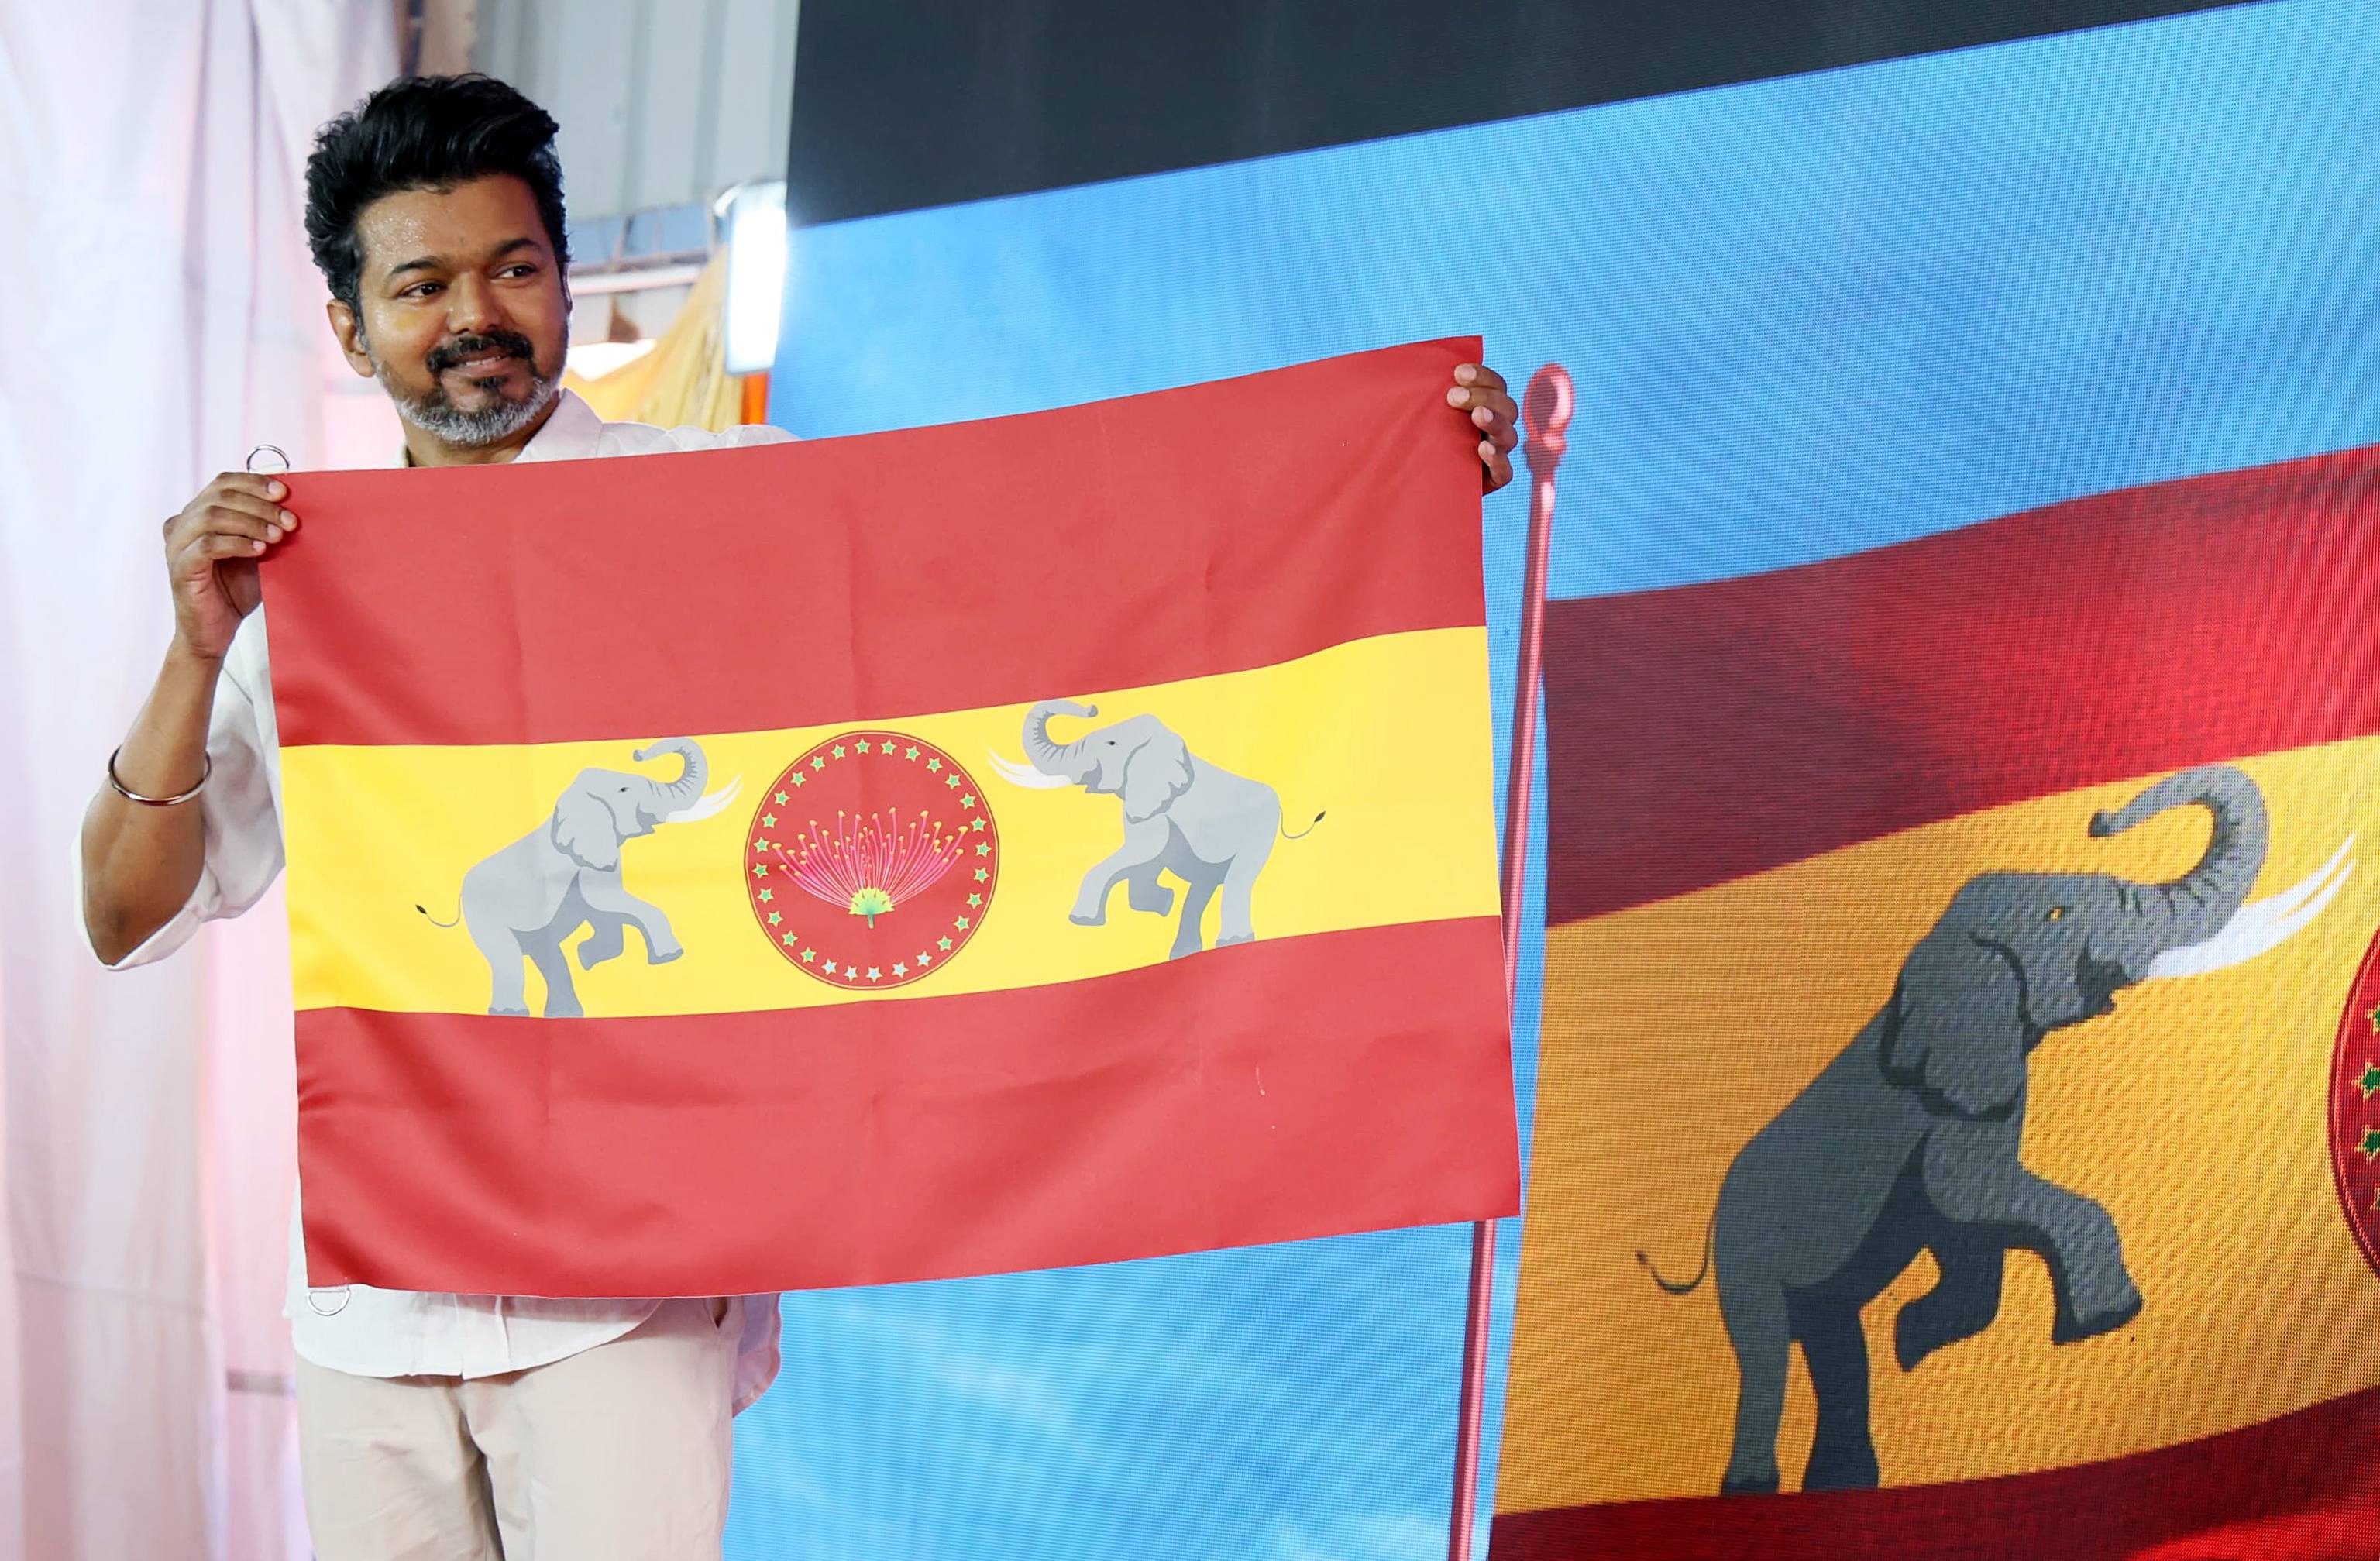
left=246, top=443, right=291, bottom=476
left=305, top=1286, right=350, bottom=1316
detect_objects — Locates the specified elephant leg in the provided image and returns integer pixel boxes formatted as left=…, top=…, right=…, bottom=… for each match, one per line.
left=1923, top=1124, right=2140, bottom=1343
left=1124, top=865, right=1175, bottom=916
left=577, top=912, right=628, bottom=971
left=524, top=935, right=583, bottom=1019
left=1169, top=877, right=1218, bottom=960
left=1070, top=860, right=1126, bottom=926
left=1715, top=1270, right=1790, bottom=1495
left=1896, top=1228, right=2008, bottom=1371
left=577, top=873, right=682, bottom=963
left=468, top=916, right=530, bottom=1017
left=1792, top=1296, right=1881, bottom=1491
left=1215, top=833, right=1276, bottom=947
left=1071, top=819, right=1169, bottom=927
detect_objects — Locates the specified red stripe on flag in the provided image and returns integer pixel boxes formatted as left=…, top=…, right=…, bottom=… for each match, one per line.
left=1490, top=1384, right=2380, bottom=1560
left=264, top=339, right=1484, bottom=749
left=294, top=918, right=1518, bottom=1295
left=1542, top=445, right=2380, bottom=925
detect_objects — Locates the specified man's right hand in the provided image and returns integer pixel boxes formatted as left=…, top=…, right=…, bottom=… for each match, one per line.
left=165, top=473, right=298, bottom=662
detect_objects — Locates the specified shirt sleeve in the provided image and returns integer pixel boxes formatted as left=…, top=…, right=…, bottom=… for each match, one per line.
left=86, top=647, right=285, bottom=971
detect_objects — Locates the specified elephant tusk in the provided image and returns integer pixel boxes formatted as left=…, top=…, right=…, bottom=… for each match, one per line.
left=2239, top=834, right=2355, bottom=927
left=2147, top=836, right=2354, bottom=979
left=666, top=775, right=743, bottom=823
left=988, top=750, right=1072, bottom=789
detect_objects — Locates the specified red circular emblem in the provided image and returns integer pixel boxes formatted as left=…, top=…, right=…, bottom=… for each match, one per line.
left=2328, top=922, right=2380, bottom=1277
left=742, top=731, right=999, bottom=990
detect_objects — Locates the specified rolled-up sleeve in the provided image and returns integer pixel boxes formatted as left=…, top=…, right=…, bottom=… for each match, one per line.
left=86, top=646, right=284, bottom=970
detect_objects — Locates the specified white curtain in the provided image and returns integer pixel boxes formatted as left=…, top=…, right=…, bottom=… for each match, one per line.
left=0, top=5, right=395, bottom=1556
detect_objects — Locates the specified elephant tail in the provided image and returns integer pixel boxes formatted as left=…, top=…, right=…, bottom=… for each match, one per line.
left=1280, top=810, right=1326, bottom=841
left=414, top=900, right=462, bottom=930
left=1638, top=1218, right=1714, bottom=1296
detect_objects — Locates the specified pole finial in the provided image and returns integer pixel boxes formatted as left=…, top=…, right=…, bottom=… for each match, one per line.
left=1522, top=364, right=1573, bottom=479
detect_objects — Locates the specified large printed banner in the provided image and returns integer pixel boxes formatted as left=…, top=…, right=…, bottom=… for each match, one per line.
left=1495, top=447, right=2380, bottom=1556
left=262, top=339, right=1518, bottom=1298
left=751, top=2, right=2380, bottom=1556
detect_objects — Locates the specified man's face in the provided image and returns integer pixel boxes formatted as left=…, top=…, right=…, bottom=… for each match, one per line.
left=329, top=174, right=569, bottom=449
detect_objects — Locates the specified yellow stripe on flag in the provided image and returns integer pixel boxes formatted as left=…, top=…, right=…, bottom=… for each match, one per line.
left=283, top=626, right=1496, bottom=1016
left=1498, top=736, right=2380, bottom=1513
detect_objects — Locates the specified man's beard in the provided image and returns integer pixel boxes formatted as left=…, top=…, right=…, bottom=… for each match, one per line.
left=370, top=328, right=559, bottom=448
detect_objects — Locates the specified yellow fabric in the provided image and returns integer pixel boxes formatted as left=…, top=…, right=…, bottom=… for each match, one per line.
left=1498, top=737, right=2380, bottom=1512
left=562, top=253, right=744, bottom=432
left=282, top=627, right=1498, bottom=1016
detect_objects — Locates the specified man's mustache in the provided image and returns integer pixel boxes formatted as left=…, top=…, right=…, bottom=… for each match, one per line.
left=425, top=332, right=538, bottom=375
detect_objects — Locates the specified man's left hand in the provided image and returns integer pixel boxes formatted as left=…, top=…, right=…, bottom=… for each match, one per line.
left=1450, top=363, right=1521, bottom=493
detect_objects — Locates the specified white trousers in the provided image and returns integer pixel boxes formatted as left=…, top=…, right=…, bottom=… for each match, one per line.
left=296, top=1298, right=738, bottom=1561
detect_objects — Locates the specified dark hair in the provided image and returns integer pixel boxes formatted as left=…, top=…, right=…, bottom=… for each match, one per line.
left=304, top=74, right=569, bottom=315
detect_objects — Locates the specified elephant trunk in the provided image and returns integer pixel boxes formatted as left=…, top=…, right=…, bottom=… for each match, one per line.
left=1023, top=699, right=1099, bottom=779
left=635, top=738, right=710, bottom=814
left=2092, top=764, right=2268, bottom=951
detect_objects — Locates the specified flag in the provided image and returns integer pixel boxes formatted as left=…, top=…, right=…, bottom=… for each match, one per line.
left=263, top=339, right=1518, bottom=1298
left=1493, top=443, right=2380, bottom=1557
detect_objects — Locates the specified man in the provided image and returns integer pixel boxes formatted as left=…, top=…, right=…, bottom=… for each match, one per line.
left=79, top=74, right=1520, bottom=1561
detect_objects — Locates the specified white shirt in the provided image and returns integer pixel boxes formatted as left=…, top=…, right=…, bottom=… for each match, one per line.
left=97, top=390, right=791, bottom=1409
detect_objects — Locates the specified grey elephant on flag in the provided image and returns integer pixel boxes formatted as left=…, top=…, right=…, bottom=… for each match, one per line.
left=418, top=738, right=742, bottom=1017
left=1638, top=765, right=2350, bottom=1496
left=990, top=700, right=1322, bottom=959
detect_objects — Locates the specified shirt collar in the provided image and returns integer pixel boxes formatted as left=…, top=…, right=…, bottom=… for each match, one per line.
left=390, top=388, right=604, bottom=469
left=514, top=388, right=604, bottom=463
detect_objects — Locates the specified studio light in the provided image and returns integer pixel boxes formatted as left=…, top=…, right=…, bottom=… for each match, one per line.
left=721, top=181, right=789, bottom=376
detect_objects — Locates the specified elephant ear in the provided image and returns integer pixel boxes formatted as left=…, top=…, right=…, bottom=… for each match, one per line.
left=551, top=784, right=622, bottom=872
left=1119, top=725, right=1192, bottom=824
left=1880, top=933, right=2027, bottom=1120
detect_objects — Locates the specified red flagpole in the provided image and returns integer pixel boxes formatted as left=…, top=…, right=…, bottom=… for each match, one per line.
left=1447, top=363, right=1572, bottom=1561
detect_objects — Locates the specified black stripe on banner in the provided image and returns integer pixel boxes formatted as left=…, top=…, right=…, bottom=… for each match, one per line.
left=787, top=0, right=2258, bottom=223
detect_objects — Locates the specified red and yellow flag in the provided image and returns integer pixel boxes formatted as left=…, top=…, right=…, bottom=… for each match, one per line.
left=1496, top=447, right=2380, bottom=1557
left=264, top=339, right=1518, bottom=1298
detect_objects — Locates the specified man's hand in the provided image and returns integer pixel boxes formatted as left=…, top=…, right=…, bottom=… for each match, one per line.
left=88, top=472, right=294, bottom=961
left=1450, top=363, right=1521, bottom=493
left=165, top=473, right=298, bottom=662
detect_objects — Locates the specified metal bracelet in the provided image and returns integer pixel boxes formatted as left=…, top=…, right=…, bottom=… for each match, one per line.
left=106, top=747, right=210, bottom=806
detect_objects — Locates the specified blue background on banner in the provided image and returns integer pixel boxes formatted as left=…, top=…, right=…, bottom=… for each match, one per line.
left=738, top=3, right=2380, bottom=1555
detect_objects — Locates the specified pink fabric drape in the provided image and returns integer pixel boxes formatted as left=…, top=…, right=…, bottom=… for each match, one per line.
left=0, top=6, right=394, bottom=1556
